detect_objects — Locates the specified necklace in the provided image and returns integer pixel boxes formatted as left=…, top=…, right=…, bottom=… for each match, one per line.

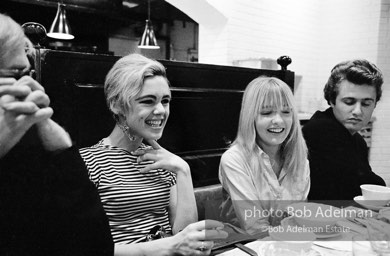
left=118, top=123, right=136, bottom=141
left=270, top=158, right=282, bottom=178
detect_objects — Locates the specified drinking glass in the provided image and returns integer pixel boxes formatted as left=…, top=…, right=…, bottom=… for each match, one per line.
left=260, top=242, right=302, bottom=256
left=352, top=235, right=377, bottom=256
left=367, top=222, right=390, bottom=256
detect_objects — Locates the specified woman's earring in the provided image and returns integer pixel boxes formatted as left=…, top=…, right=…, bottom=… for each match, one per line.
left=118, top=123, right=136, bottom=141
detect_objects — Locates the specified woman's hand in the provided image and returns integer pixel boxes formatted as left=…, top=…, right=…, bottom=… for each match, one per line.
left=132, top=139, right=198, bottom=233
left=132, top=139, right=189, bottom=174
left=168, top=220, right=228, bottom=255
left=114, top=220, right=228, bottom=256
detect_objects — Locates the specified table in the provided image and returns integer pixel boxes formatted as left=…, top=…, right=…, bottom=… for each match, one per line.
left=213, top=205, right=389, bottom=256
left=215, top=235, right=353, bottom=256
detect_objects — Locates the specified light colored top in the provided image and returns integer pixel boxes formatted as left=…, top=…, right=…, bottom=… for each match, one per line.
left=219, top=144, right=310, bottom=234
left=80, top=140, right=176, bottom=244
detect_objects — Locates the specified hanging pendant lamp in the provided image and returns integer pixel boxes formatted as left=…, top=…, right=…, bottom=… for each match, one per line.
left=138, top=0, right=160, bottom=49
left=47, top=2, right=74, bottom=40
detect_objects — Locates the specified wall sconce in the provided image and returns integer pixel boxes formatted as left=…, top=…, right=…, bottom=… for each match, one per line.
left=22, top=22, right=47, bottom=47
left=47, top=2, right=74, bottom=40
left=138, top=0, right=160, bottom=49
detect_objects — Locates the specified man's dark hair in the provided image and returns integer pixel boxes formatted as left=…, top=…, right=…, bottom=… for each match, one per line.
left=324, top=59, right=383, bottom=105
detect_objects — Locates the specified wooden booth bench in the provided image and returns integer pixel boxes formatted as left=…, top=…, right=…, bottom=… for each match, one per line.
left=32, top=50, right=295, bottom=218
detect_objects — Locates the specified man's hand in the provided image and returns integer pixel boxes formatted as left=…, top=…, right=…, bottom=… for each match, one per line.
left=0, top=76, right=71, bottom=157
left=0, top=76, right=53, bottom=132
left=0, top=78, right=51, bottom=158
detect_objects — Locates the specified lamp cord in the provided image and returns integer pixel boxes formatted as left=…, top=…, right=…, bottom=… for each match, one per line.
left=148, top=0, right=150, bottom=20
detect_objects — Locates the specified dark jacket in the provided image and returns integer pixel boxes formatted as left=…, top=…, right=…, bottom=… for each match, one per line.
left=0, top=127, right=114, bottom=256
left=302, top=107, right=385, bottom=200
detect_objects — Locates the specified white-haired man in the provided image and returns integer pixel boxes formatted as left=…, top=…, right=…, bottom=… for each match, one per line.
left=0, top=13, right=113, bottom=255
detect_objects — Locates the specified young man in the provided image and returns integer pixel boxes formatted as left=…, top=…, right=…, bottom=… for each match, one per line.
left=302, top=59, right=386, bottom=200
left=0, top=13, right=113, bottom=255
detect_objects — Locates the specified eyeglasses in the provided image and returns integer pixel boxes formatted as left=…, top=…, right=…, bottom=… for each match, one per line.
left=0, top=68, right=36, bottom=80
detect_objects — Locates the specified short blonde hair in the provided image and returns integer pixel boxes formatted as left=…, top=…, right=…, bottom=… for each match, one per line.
left=104, top=53, right=168, bottom=122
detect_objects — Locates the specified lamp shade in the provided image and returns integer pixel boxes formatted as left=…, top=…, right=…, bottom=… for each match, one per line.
left=47, top=3, right=74, bottom=40
left=138, top=20, right=160, bottom=49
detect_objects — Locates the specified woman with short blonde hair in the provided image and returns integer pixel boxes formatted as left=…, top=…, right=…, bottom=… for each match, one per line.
left=81, top=53, right=227, bottom=255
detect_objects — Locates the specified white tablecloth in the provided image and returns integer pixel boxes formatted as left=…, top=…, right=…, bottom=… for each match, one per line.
left=216, top=234, right=354, bottom=256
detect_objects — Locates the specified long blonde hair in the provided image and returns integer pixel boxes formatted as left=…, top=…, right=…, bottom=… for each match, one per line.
left=234, top=76, right=307, bottom=183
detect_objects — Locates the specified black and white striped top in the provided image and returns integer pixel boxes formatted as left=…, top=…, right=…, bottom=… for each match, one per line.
left=80, top=140, right=176, bottom=244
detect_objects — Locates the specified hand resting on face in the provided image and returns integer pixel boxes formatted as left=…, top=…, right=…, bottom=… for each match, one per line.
left=132, top=139, right=190, bottom=174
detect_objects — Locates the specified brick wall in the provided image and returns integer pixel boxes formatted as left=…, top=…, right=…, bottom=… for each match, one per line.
left=171, top=0, right=390, bottom=185
left=371, top=0, right=390, bottom=184
left=199, top=0, right=325, bottom=112
left=317, top=0, right=390, bottom=185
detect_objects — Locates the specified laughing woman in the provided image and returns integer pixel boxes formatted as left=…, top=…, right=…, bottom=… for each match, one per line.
left=80, top=53, right=227, bottom=256
left=219, top=77, right=310, bottom=234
